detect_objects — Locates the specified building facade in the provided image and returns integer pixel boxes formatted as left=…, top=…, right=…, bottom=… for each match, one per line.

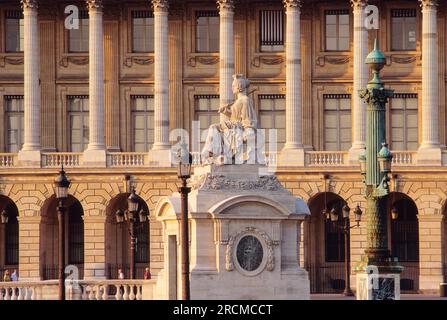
left=0, top=0, right=446, bottom=295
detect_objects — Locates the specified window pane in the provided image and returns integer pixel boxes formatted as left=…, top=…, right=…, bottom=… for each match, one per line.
left=6, top=18, right=23, bottom=52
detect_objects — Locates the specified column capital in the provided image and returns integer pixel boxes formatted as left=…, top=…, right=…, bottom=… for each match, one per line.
left=152, top=0, right=169, bottom=12
left=283, top=0, right=302, bottom=10
left=217, top=0, right=234, bottom=11
left=21, top=0, right=38, bottom=10
left=86, top=0, right=103, bottom=11
left=350, top=0, right=368, bottom=10
left=419, top=0, right=438, bottom=9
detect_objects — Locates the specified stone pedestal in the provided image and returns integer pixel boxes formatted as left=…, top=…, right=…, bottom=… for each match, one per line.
left=148, top=149, right=173, bottom=167
left=356, top=273, right=401, bottom=300
left=83, top=149, right=107, bottom=168
left=154, top=164, right=310, bottom=299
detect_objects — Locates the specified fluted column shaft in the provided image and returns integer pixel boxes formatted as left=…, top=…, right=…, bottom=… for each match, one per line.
left=420, top=0, right=439, bottom=148
left=87, top=1, right=105, bottom=150
left=284, top=0, right=303, bottom=149
left=152, top=0, right=170, bottom=149
left=22, top=1, right=40, bottom=151
left=218, top=0, right=234, bottom=122
left=351, top=0, right=368, bottom=150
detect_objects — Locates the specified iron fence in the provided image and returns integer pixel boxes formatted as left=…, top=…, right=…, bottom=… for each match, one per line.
left=306, top=263, right=345, bottom=294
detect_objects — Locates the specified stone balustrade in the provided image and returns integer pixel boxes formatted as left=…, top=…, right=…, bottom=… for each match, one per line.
left=42, top=152, right=83, bottom=168
left=0, top=150, right=439, bottom=169
left=0, top=279, right=156, bottom=300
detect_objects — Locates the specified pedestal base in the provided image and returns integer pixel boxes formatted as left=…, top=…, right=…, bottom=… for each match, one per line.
left=348, top=145, right=365, bottom=165
left=148, top=148, right=173, bottom=167
left=417, top=146, right=442, bottom=165
left=278, top=148, right=305, bottom=166
left=356, top=273, right=401, bottom=300
left=18, top=149, right=41, bottom=167
left=83, top=149, right=107, bottom=167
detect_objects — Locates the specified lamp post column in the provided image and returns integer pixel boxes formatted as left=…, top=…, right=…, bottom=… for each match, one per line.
left=57, top=202, right=65, bottom=300
left=179, top=179, right=191, bottom=300
left=356, top=40, right=402, bottom=300
left=129, top=217, right=136, bottom=280
left=343, top=217, right=353, bottom=296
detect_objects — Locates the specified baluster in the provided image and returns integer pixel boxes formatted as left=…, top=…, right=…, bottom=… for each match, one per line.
left=123, top=285, right=129, bottom=300
left=0, top=288, right=4, bottom=300
left=129, top=285, right=136, bottom=300
left=115, top=285, right=122, bottom=300
left=102, top=285, right=108, bottom=300
left=95, top=285, right=102, bottom=300
left=30, top=287, right=36, bottom=300
left=81, top=285, right=88, bottom=300
left=88, top=286, right=95, bottom=300
left=5, top=286, right=10, bottom=300
left=17, top=287, right=23, bottom=300
left=136, top=285, right=142, bottom=300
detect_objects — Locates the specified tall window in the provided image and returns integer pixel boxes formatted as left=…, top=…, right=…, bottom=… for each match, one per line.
left=391, top=199, right=419, bottom=262
left=391, top=9, right=416, bottom=51
left=196, top=11, right=219, bottom=52
left=323, top=94, right=351, bottom=151
left=5, top=210, right=19, bottom=266
left=131, top=95, right=154, bottom=152
left=5, top=95, right=24, bottom=153
left=68, top=202, right=84, bottom=265
left=325, top=10, right=350, bottom=51
left=132, top=11, right=154, bottom=53
left=135, top=221, right=149, bottom=263
left=5, top=10, right=24, bottom=52
left=390, top=94, right=418, bottom=150
left=325, top=199, right=346, bottom=262
left=260, top=10, right=284, bottom=52
left=259, top=95, right=286, bottom=150
left=69, top=11, right=89, bottom=52
left=68, top=96, right=89, bottom=152
left=195, top=95, right=220, bottom=148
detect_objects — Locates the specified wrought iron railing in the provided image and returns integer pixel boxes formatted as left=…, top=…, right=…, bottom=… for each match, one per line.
left=306, top=263, right=345, bottom=294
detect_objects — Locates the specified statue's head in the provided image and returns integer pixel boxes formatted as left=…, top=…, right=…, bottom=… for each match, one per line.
left=232, top=74, right=250, bottom=95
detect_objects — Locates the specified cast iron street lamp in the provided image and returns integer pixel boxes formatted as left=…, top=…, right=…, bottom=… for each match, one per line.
left=357, top=39, right=402, bottom=298
left=54, top=166, right=71, bottom=300
left=115, top=188, right=148, bottom=280
left=177, top=143, right=192, bottom=300
left=325, top=204, right=363, bottom=296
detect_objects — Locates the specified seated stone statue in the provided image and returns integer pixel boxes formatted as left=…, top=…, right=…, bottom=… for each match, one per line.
left=201, top=74, right=260, bottom=164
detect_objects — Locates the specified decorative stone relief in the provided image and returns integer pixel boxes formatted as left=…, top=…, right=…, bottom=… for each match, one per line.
left=0, top=56, right=24, bottom=67
left=316, top=55, right=350, bottom=67
left=217, top=0, right=234, bottom=11
left=86, top=0, right=103, bottom=10
left=187, top=56, right=219, bottom=67
left=21, top=0, right=38, bottom=10
left=59, top=56, right=89, bottom=67
left=123, top=56, right=155, bottom=67
left=251, top=56, right=284, bottom=68
left=191, top=174, right=283, bottom=191
left=385, top=54, right=422, bottom=66
left=225, top=227, right=275, bottom=273
left=152, top=0, right=169, bottom=12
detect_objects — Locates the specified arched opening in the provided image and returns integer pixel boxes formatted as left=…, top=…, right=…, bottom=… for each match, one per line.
left=0, top=195, right=19, bottom=280
left=386, top=192, right=420, bottom=293
left=40, top=195, right=84, bottom=280
left=305, top=192, right=347, bottom=293
left=105, top=193, right=150, bottom=279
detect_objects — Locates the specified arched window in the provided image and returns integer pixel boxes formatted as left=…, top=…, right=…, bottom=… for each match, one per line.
left=391, top=199, right=419, bottom=262
left=68, top=201, right=84, bottom=265
left=135, top=221, right=149, bottom=263
left=5, top=207, right=19, bottom=266
left=325, top=199, right=346, bottom=262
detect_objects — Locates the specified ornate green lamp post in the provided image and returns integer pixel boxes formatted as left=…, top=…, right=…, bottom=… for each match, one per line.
left=355, top=40, right=403, bottom=300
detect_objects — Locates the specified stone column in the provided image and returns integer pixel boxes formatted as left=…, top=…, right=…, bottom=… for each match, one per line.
left=418, top=0, right=441, bottom=164
left=280, top=0, right=305, bottom=166
left=217, top=0, right=235, bottom=122
left=149, top=0, right=171, bottom=167
left=84, top=0, right=106, bottom=167
left=18, top=0, right=41, bottom=166
left=349, top=0, right=368, bottom=162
